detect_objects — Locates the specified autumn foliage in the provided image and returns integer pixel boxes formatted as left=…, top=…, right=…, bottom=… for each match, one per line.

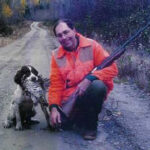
left=32, top=0, right=40, bottom=5
left=21, top=0, right=26, bottom=8
left=2, top=4, right=13, bottom=18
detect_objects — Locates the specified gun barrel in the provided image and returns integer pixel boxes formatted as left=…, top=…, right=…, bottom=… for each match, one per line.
left=93, top=21, right=150, bottom=71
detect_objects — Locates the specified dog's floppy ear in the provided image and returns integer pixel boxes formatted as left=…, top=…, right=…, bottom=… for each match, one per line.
left=14, top=66, right=29, bottom=84
left=14, top=70, right=22, bottom=85
left=14, top=66, right=28, bottom=85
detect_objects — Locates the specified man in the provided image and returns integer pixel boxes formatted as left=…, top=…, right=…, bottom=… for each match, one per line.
left=48, top=19, right=118, bottom=140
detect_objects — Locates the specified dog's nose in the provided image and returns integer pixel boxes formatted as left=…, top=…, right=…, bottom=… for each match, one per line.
left=31, top=77, right=36, bottom=81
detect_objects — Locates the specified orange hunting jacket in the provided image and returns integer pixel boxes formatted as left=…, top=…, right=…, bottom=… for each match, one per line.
left=49, top=33, right=118, bottom=106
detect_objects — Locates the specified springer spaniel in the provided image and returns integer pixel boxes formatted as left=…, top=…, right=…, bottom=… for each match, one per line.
left=3, top=65, right=50, bottom=130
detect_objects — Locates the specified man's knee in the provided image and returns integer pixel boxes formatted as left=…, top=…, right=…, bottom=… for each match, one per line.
left=81, top=80, right=107, bottom=108
left=75, top=80, right=107, bottom=110
left=89, top=80, right=107, bottom=96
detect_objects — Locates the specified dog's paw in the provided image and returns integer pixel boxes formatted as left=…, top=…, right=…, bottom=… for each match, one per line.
left=3, top=122, right=11, bottom=128
left=15, top=123, right=23, bottom=131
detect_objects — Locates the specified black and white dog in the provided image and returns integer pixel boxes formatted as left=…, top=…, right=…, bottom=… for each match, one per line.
left=3, top=65, right=50, bottom=130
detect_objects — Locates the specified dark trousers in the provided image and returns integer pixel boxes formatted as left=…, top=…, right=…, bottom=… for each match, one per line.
left=60, top=80, right=107, bottom=131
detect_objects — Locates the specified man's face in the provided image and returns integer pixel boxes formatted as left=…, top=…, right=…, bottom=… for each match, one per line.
left=55, top=22, right=77, bottom=51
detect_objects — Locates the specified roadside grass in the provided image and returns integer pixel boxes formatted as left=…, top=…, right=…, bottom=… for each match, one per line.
left=101, top=42, right=150, bottom=93
left=0, top=21, right=32, bottom=47
left=117, top=52, right=150, bottom=92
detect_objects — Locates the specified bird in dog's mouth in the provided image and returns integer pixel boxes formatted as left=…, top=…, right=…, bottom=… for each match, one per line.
left=23, top=79, right=45, bottom=105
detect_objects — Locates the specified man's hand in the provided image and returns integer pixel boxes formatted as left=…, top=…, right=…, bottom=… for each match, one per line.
left=50, top=107, right=61, bottom=127
left=76, top=78, right=91, bottom=96
left=62, top=79, right=92, bottom=116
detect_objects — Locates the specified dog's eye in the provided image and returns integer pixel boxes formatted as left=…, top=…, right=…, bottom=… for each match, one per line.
left=22, top=71, right=30, bottom=80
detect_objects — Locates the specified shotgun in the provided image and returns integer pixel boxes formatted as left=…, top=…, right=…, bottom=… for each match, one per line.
left=62, top=21, right=150, bottom=117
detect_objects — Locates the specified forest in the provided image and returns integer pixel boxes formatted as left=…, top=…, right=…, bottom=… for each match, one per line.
left=0, top=0, right=150, bottom=50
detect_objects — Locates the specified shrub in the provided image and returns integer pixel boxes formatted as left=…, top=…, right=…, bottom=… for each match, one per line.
left=0, top=19, right=13, bottom=36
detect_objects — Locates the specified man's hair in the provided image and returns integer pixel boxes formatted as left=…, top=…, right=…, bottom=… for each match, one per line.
left=53, top=19, right=75, bottom=36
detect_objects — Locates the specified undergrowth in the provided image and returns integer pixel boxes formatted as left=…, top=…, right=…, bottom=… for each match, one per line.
left=77, top=8, right=150, bottom=93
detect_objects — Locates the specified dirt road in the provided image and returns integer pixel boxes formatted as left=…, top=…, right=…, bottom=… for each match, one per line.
left=0, top=22, right=149, bottom=150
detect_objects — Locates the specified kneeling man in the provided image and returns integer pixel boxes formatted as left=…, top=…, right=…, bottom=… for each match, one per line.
left=48, top=19, right=118, bottom=140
